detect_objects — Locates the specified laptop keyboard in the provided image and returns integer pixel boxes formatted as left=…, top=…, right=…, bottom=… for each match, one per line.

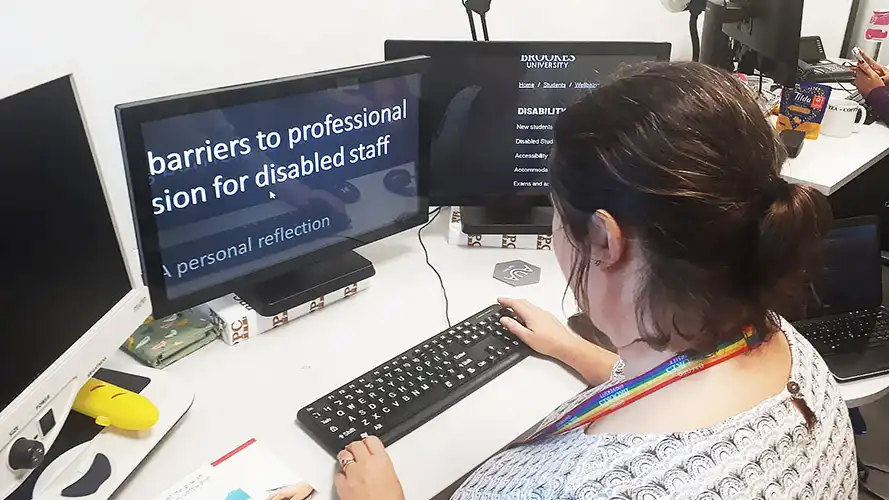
left=794, top=308, right=889, bottom=353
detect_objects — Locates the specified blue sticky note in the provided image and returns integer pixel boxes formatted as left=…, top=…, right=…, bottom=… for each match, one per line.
left=225, top=489, right=251, bottom=500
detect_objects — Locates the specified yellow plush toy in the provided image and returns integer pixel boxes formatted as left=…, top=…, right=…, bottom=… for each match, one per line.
left=72, top=377, right=159, bottom=430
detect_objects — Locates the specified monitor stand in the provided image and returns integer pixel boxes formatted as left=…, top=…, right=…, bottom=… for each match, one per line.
left=460, top=206, right=553, bottom=235
left=236, top=250, right=376, bottom=316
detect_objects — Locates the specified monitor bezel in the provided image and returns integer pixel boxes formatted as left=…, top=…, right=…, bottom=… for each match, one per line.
left=384, top=40, right=673, bottom=208
left=116, top=56, right=431, bottom=317
left=0, top=67, right=150, bottom=497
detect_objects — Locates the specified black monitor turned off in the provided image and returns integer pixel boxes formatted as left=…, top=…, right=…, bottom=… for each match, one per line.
left=385, top=41, right=671, bottom=234
left=117, top=57, right=430, bottom=317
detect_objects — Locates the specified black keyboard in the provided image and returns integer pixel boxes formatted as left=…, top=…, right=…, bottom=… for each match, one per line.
left=793, top=307, right=889, bottom=354
left=297, top=305, right=530, bottom=455
left=799, top=64, right=855, bottom=84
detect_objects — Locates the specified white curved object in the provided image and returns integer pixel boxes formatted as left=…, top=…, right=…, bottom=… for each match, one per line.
left=660, top=0, right=691, bottom=13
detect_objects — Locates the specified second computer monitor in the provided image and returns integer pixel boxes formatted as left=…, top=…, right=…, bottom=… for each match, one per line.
left=385, top=41, right=672, bottom=207
left=722, top=0, right=804, bottom=88
left=117, top=57, right=429, bottom=317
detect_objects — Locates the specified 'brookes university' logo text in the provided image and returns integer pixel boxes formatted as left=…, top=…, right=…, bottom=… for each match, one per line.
left=521, top=54, right=577, bottom=69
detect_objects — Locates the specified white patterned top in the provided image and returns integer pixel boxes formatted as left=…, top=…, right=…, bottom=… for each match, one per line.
left=452, top=324, right=857, bottom=500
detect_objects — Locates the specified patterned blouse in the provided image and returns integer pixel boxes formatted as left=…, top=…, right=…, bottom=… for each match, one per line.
left=452, top=324, right=857, bottom=499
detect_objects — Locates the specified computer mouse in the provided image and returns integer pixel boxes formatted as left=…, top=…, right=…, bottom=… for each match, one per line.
left=330, top=181, right=361, bottom=204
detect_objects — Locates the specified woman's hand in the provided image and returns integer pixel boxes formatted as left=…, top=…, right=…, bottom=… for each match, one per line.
left=266, top=482, right=314, bottom=500
left=334, top=437, right=404, bottom=500
left=861, top=52, right=889, bottom=80
left=855, top=60, right=887, bottom=98
left=499, top=298, right=620, bottom=385
left=497, top=297, right=577, bottom=359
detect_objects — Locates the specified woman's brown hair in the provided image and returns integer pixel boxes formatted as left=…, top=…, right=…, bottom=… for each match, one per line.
left=549, top=62, right=832, bottom=353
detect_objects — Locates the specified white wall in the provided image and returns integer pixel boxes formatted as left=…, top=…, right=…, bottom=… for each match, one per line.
left=0, top=0, right=852, bottom=280
left=847, top=0, right=889, bottom=64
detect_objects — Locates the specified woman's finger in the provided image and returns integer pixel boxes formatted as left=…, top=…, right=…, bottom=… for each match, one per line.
left=498, top=297, right=534, bottom=320
left=284, top=483, right=314, bottom=500
left=500, top=316, right=534, bottom=340
left=860, top=62, right=880, bottom=79
left=346, top=440, right=371, bottom=460
left=363, top=435, right=386, bottom=455
left=337, top=449, right=355, bottom=466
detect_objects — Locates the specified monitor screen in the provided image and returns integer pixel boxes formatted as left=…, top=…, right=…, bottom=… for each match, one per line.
left=385, top=41, right=671, bottom=206
left=118, top=59, right=428, bottom=315
left=802, top=217, right=883, bottom=318
left=0, top=76, right=132, bottom=412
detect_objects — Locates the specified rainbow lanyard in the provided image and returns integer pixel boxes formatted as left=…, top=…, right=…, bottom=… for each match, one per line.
left=527, top=326, right=761, bottom=441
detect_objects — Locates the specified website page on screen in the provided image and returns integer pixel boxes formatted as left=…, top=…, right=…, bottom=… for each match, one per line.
left=137, top=74, right=421, bottom=299
left=425, top=54, right=656, bottom=200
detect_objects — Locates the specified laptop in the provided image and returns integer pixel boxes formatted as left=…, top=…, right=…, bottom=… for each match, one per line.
left=791, top=216, right=889, bottom=381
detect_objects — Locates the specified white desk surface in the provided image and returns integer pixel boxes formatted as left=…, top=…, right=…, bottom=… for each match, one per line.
left=115, top=217, right=589, bottom=500
left=780, top=85, right=889, bottom=195
left=113, top=213, right=889, bottom=500
left=783, top=121, right=889, bottom=195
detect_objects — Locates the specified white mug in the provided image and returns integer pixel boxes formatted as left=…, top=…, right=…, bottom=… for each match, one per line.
left=821, top=98, right=868, bottom=138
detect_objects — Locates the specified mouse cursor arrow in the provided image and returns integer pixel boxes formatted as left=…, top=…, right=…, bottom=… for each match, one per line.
left=269, top=191, right=277, bottom=200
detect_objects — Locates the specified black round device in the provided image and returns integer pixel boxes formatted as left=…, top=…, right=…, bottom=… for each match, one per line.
left=383, top=169, right=417, bottom=197
left=8, top=438, right=45, bottom=470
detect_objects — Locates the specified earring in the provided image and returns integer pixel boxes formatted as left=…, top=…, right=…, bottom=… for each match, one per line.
left=593, top=260, right=603, bottom=267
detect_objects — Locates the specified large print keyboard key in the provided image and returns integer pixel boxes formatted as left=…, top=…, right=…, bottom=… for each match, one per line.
left=297, top=304, right=530, bottom=455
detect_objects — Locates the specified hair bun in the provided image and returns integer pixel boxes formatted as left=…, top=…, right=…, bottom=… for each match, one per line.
left=752, top=182, right=832, bottom=298
left=760, top=178, right=792, bottom=209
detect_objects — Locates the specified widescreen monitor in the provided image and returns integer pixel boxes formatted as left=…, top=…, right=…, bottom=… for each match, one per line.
left=384, top=41, right=672, bottom=208
left=0, top=72, right=149, bottom=497
left=117, top=57, right=429, bottom=317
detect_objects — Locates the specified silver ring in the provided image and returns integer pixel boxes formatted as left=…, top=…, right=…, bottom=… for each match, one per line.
left=340, top=458, right=356, bottom=471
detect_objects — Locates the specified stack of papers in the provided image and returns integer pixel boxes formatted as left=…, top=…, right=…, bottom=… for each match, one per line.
left=152, top=438, right=313, bottom=500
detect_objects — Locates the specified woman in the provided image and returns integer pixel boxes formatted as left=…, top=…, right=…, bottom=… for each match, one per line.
left=332, top=62, right=857, bottom=499
left=854, top=51, right=889, bottom=123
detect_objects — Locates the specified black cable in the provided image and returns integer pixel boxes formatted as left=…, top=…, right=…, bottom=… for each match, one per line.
left=756, top=68, right=764, bottom=96
left=480, top=13, right=490, bottom=41
left=418, top=207, right=452, bottom=327
left=690, top=10, right=702, bottom=62
left=465, top=4, right=478, bottom=41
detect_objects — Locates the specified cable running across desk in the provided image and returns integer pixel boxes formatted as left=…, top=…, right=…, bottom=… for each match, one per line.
left=419, top=207, right=452, bottom=327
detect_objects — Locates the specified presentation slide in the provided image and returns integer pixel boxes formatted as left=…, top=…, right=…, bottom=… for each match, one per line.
left=138, top=74, right=421, bottom=299
left=424, top=53, right=656, bottom=199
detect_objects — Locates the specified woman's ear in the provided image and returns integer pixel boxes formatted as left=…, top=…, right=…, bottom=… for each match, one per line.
left=593, top=210, right=625, bottom=268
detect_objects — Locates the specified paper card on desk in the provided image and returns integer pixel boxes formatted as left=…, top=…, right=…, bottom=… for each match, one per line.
left=152, top=438, right=313, bottom=500
left=776, top=83, right=832, bottom=139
